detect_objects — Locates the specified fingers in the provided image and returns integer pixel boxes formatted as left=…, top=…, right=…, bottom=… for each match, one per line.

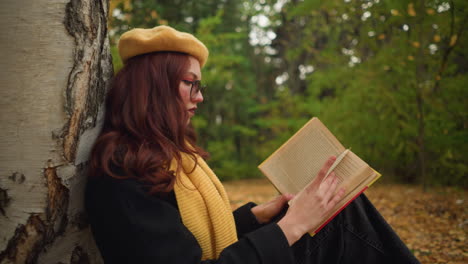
left=317, top=156, right=336, bottom=182
left=320, top=172, right=338, bottom=202
left=326, top=187, right=345, bottom=211
left=268, top=194, right=294, bottom=209
left=308, top=156, right=336, bottom=191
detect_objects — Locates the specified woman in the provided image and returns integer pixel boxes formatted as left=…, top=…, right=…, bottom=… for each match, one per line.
left=85, top=26, right=419, bottom=264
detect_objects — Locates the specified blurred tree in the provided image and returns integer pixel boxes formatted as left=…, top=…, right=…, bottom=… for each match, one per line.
left=108, top=0, right=468, bottom=186
left=262, top=0, right=468, bottom=186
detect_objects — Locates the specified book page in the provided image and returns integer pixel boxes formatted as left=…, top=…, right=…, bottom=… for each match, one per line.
left=333, top=151, right=372, bottom=190
left=259, top=118, right=346, bottom=194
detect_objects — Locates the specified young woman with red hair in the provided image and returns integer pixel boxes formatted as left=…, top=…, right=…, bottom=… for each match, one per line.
left=85, top=26, right=419, bottom=264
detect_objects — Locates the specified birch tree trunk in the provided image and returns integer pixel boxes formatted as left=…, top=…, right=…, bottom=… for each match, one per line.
left=0, top=0, right=112, bottom=263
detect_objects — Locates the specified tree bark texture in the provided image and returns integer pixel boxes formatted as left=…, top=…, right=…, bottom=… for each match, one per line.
left=0, top=0, right=112, bottom=263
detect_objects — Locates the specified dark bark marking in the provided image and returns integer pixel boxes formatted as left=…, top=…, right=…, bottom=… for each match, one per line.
left=44, top=165, right=70, bottom=235
left=0, top=167, right=70, bottom=263
left=70, top=246, right=90, bottom=264
left=0, top=187, right=11, bottom=216
left=1, top=172, right=25, bottom=217
left=8, top=172, right=25, bottom=184
left=0, top=215, right=46, bottom=264
left=62, top=0, right=112, bottom=162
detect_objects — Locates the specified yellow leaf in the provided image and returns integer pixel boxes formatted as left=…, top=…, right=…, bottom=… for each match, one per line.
left=378, top=34, right=386, bottom=40
left=412, top=41, right=420, bottom=48
left=426, top=8, right=435, bottom=15
left=450, top=35, right=458, bottom=46
left=436, top=75, right=441, bottom=81
left=408, top=55, right=414, bottom=61
left=151, top=10, right=158, bottom=19
left=408, top=3, right=416, bottom=16
left=391, top=9, right=400, bottom=16
left=434, top=35, right=441, bottom=42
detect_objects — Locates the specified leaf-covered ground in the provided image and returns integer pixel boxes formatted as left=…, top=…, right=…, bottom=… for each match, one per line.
left=223, top=179, right=467, bottom=264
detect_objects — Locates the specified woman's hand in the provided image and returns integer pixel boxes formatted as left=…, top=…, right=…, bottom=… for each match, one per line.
left=277, top=156, right=345, bottom=246
left=251, top=194, right=294, bottom=224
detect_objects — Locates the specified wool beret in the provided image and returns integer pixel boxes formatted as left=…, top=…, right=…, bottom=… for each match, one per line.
left=118, top=25, right=209, bottom=67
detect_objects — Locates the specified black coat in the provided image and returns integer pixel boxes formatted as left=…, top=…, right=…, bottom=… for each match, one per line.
left=85, top=175, right=295, bottom=263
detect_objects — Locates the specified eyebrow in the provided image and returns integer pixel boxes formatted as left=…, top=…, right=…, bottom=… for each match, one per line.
left=185, top=71, right=200, bottom=80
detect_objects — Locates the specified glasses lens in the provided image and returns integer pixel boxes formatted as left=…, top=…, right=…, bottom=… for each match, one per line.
left=191, top=81, right=202, bottom=98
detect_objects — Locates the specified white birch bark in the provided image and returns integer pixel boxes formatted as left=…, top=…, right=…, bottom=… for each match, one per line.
left=0, top=0, right=112, bottom=263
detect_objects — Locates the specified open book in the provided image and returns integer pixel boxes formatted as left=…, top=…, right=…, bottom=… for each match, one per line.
left=258, top=117, right=381, bottom=235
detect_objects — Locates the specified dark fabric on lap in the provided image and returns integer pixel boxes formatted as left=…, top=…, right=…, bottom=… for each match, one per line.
left=290, top=194, right=421, bottom=264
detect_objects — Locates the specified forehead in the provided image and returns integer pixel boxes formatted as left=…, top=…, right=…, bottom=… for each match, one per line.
left=186, top=56, right=202, bottom=79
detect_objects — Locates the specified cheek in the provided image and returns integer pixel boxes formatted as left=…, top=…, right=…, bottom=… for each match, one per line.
left=179, top=84, right=191, bottom=105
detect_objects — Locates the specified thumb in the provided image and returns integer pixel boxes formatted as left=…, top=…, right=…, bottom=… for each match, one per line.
left=282, top=193, right=295, bottom=202
left=275, top=193, right=294, bottom=206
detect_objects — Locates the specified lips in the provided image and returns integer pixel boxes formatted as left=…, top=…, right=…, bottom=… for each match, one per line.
left=188, top=107, right=197, bottom=116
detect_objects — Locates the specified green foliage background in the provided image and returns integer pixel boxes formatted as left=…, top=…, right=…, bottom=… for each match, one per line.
left=108, top=0, right=467, bottom=187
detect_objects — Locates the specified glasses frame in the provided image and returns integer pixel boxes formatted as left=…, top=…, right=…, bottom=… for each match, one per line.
left=182, top=79, right=206, bottom=99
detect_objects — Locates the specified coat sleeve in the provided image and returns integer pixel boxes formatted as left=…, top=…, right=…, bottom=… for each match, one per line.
left=233, top=202, right=264, bottom=237
left=85, top=176, right=295, bottom=264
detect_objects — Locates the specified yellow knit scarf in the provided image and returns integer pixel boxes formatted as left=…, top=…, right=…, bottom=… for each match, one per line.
left=172, top=153, right=238, bottom=260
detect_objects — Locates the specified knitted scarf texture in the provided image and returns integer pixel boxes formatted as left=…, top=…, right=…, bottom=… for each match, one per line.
left=172, top=153, right=238, bottom=260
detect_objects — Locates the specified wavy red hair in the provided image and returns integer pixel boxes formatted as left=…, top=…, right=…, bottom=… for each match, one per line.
left=88, top=52, right=208, bottom=194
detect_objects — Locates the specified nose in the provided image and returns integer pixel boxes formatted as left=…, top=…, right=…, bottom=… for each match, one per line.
left=192, top=90, right=203, bottom=103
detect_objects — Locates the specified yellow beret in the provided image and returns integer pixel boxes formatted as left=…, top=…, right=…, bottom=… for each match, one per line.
left=118, top=25, right=209, bottom=67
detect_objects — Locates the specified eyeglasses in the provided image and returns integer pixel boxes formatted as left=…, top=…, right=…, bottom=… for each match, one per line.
left=182, top=79, right=206, bottom=99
